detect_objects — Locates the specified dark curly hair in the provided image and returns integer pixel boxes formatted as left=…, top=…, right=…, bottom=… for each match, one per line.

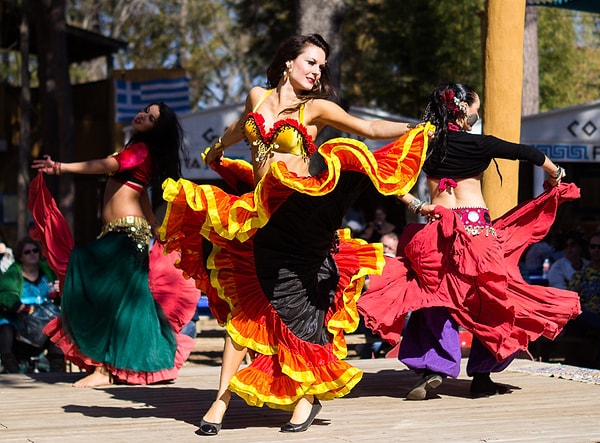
left=266, top=34, right=336, bottom=114
left=422, top=83, right=478, bottom=171
left=127, top=102, right=186, bottom=191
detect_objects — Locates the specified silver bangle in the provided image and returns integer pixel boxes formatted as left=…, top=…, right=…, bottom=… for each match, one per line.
left=408, top=198, right=422, bottom=213
left=408, top=198, right=428, bottom=215
left=552, top=165, right=565, bottom=181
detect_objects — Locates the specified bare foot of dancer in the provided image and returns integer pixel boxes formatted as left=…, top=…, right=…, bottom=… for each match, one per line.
left=73, top=366, right=113, bottom=388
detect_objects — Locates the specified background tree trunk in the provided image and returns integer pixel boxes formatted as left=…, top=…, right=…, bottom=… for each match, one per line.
left=32, top=0, right=75, bottom=230
left=49, top=0, right=75, bottom=229
left=522, top=5, right=540, bottom=116
left=295, top=0, right=345, bottom=91
left=295, top=0, right=346, bottom=146
left=17, top=1, right=31, bottom=241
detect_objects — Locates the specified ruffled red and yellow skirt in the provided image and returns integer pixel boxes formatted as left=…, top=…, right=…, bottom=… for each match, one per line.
left=159, top=127, right=431, bottom=410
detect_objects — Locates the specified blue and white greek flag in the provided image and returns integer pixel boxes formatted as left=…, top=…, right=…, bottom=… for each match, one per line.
left=115, top=77, right=191, bottom=123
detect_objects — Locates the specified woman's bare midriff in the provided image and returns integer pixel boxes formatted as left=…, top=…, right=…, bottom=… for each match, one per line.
left=253, top=151, right=310, bottom=184
left=101, top=178, right=146, bottom=223
left=428, top=176, right=488, bottom=208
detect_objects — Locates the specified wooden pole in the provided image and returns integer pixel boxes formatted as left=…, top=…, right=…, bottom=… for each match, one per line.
left=481, top=0, right=526, bottom=219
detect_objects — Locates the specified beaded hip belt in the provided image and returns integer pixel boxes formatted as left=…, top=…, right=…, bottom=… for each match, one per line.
left=452, top=207, right=496, bottom=237
left=98, top=215, right=152, bottom=251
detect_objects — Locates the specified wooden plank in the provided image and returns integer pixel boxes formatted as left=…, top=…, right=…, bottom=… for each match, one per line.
left=1, top=358, right=600, bottom=442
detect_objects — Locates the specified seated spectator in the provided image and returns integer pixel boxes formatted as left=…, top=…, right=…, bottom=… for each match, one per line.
left=567, top=231, right=600, bottom=369
left=548, top=231, right=589, bottom=290
left=523, top=233, right=558, bottom=275
left=361, top=206, right=396, bottom=243
left=381, top=232, right=399, bottom=258
left=180, top=295, right=206, bottom=339
left=0, top=237, right=65, bottom=373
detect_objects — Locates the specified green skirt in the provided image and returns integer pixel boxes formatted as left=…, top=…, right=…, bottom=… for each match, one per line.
left=61, top=230, right=176, bottom=372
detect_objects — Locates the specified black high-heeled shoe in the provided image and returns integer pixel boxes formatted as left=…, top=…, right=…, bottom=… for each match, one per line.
left=199, top=418, right=222, bottom=436
left=199, top=398, right=228, bottom=436
left=280, top=398, right=322, bottom=433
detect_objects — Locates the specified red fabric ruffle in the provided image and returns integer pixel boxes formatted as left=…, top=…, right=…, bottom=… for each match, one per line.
left=44, top=315, right=194, bottom=384
left=28, top=172, right=74, bottom=287
left=358, top=183, right=582, bottom=361
left=204, top=149, right=256, bottom=194
left=148, top=241, right=199, bottom=334
left=161, top=126, right=431, bottom=248
left=198, top=228, right=379, bottom=410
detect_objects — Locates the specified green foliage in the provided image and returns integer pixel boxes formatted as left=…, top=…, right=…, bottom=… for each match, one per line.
left=538, top=8, right=600, bottom=111
left=64, top=0, right=263, bottom=107
left=7, top=0, right=597, bottom=113
left=0, top=52, right=21, bottom=85
left=342, top=0, right=485, bottom=118
left=231, top=0, right=295, bottom=75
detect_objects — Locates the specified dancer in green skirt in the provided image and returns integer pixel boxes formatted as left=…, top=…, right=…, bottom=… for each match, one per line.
left=31, top=102, right=196, bottom=387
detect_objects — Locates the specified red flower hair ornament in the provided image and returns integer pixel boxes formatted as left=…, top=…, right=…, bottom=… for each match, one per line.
left=442, top=88, right=467, bottom=116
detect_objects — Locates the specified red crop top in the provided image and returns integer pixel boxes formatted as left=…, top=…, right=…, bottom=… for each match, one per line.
left=110, top=142, right=152, bottom=192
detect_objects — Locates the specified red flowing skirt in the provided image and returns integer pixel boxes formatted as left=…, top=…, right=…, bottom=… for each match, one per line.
left=358, top=182, right=582, bottom=361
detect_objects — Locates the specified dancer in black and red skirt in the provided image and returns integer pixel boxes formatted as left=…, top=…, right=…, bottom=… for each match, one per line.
left=159, top=34, right=431, bottom=435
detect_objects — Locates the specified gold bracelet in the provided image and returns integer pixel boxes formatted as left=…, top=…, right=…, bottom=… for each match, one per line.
left=211, top=137, right=225, bottom=152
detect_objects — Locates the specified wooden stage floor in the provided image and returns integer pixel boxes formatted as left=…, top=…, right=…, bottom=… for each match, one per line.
left=1, top=357, right=600, bottom=442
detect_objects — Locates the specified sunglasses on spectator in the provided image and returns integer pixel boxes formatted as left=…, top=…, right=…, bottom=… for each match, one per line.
left=590, top=244, right=600, bottom=250
left=23, top=248, right=40, bottom=255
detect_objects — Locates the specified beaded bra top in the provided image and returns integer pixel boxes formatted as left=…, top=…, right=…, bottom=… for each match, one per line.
left=243, top=89, right=317, bottom=162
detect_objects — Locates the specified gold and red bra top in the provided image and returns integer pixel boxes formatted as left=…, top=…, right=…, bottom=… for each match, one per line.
left=243, top=89, right=318, bottom=161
